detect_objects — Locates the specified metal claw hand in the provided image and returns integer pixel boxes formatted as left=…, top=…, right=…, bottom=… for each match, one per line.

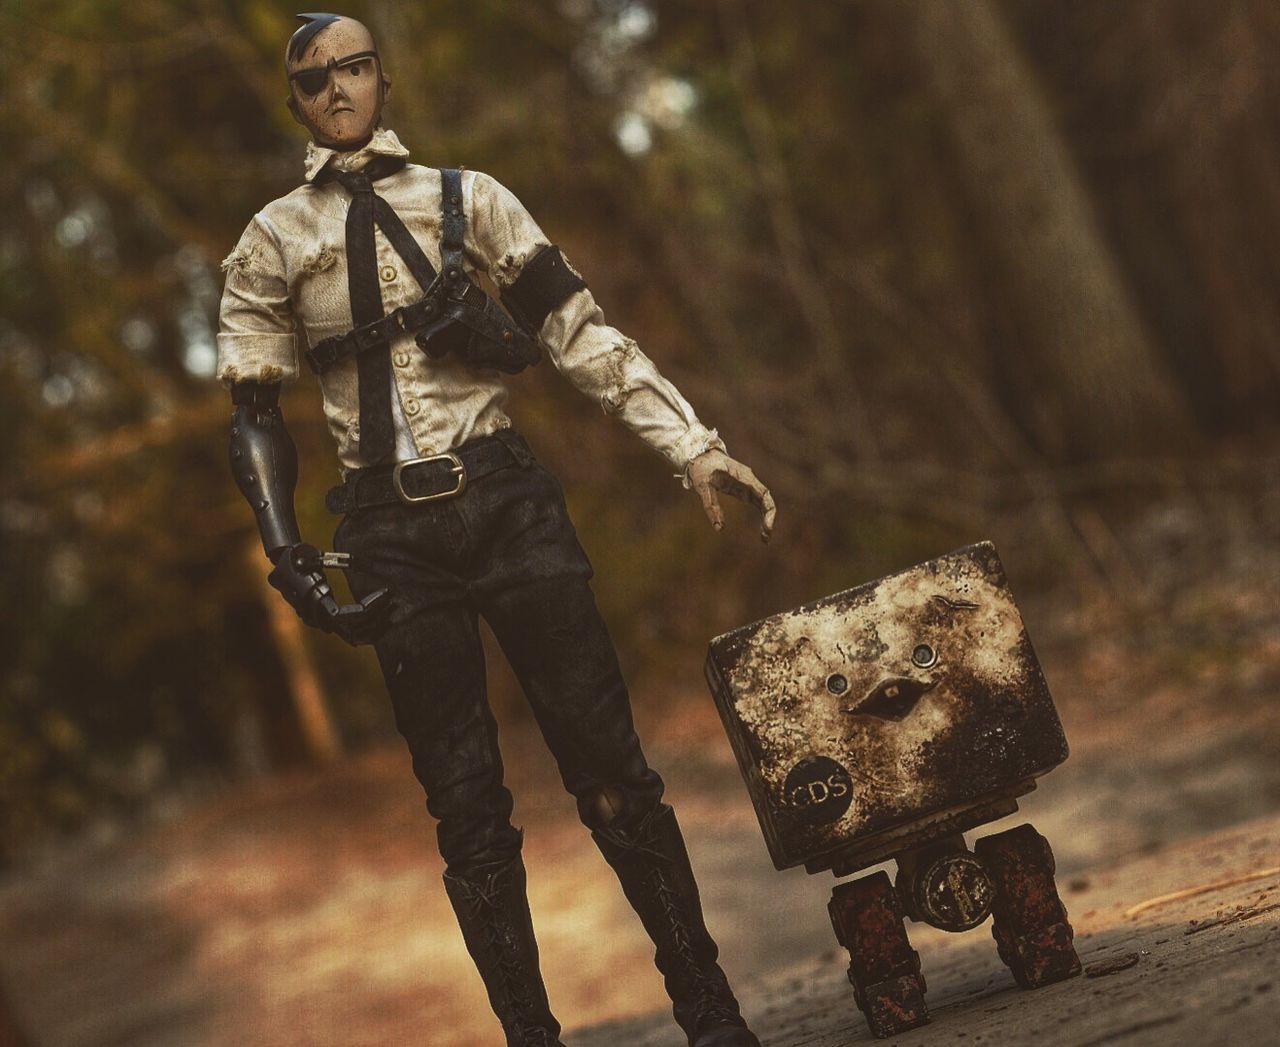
left=687, top=449, right=777, bottom=543
left=324, top=587, right=392, bottom=646
left=267, top=542, right=391, bottom=646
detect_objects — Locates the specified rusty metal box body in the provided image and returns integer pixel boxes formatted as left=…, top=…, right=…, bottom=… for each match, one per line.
left=705, top=542, right=1068, bottom=872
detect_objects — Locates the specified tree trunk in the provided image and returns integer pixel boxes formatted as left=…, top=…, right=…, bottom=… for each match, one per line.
left=0, top=984, right=30, bottom=1047
left=248, top=542, right=341, bottom=766
left=896, top=0, right=1193, bottom=460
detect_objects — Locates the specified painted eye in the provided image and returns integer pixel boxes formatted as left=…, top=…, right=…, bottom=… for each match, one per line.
left=350, top=64, right=362, bottom=76
left=849, top=676, right=934, bottom=721
left=826, top=673, right=848, bottom=695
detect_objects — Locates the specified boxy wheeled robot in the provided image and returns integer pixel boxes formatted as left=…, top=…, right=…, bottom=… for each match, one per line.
left=705, top=542, right=1081, bottom=1037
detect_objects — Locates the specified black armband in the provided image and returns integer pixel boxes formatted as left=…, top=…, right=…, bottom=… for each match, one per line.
left=500, top=245, right=587, bottom=336
left=228, top=381, right=302, bottom=560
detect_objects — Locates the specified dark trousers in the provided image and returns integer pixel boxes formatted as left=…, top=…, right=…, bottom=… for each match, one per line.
left=335, top=432, right=666, bottom=874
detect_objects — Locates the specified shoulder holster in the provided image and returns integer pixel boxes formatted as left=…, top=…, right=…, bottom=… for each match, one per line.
left=305, top=167, right=585, bottom=379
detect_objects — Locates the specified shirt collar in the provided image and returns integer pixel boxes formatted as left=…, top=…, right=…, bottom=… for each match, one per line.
left=303, top=127, right=411, bottom=184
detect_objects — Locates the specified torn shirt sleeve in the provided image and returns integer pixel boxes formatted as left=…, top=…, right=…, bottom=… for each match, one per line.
left=467, top=170, right=727, bottom=474
left=216, top=215, right=299, bottom=386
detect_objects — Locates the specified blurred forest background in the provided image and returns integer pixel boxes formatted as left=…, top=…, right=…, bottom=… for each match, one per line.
left=3, top=0, right=1280, bottom=1042
left=3, top=0, right=1279, bottom=861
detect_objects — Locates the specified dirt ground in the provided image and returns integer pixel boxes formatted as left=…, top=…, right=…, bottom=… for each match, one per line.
left=576, top=813, right=1280, bottom=1047
left=2, top=558, right=1279, bottom=1046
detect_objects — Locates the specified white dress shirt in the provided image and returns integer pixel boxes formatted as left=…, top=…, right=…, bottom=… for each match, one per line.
left=216, top=128, right=725, bottom=476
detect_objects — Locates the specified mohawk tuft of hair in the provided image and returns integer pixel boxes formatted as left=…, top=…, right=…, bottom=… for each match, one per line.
left=287, top=13, right=342, bottom=64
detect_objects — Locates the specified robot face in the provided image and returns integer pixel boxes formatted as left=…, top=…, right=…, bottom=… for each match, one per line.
left=706, top=542, right=1068, bottom=871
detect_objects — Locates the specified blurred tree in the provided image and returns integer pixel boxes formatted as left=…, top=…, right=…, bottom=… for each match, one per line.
left=895, top=0, right=1194, bottom=461
left=2, top=0, right=1276, bottom=860
left=1006, top=0, right=1280, bottom=433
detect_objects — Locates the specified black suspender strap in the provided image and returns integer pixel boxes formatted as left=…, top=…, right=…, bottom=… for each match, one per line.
left=371, top=195, right=438, bottom=292
left=307, top=165, right=542, bottom=381
left=439, top=168, right=466, bottom=283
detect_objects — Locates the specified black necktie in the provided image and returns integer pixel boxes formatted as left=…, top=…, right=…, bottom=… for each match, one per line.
left=330, top=159, right=441, bottom=466
left=334, top=167, right=395, bottom=464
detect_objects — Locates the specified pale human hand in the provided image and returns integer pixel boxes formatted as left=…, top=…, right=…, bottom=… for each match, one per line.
left=687, top=449, right=777, bottom=543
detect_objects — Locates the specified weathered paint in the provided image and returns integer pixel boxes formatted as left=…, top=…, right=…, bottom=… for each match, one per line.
left=913, top=851, right=995, bottom=931
left=829, top=872, right=930, bottom=1037
left=705, top=542, right=1069, bottom=871
left=975, top=823, right=1082, bottom=988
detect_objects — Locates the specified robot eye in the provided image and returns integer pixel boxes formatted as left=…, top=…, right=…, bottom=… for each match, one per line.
left=911, top=644, right=937, bottom=669
left=826, top=673, right=849, bottom=695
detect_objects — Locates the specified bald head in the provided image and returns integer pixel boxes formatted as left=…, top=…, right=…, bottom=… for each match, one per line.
left=285, top=14, right=391, bottom=150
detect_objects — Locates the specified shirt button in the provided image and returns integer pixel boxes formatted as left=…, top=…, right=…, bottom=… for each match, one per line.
left=393, top=351, right=410, bottom=367
left=380, top=264, right=397, bottom=282
left=404, top=399, right=420, bottom=416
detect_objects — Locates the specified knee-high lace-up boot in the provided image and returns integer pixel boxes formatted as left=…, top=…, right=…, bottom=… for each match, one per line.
left=593, top=804, right=761, bottom=1047
left=443, top=855, right=566, bottom=1047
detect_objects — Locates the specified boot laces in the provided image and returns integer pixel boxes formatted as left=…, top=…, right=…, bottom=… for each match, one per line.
left=455, top=870, right=555, bottom=1042
left=647, top=867, right=739, bottom=1029
left=603, top=813, right=741, bottom=1032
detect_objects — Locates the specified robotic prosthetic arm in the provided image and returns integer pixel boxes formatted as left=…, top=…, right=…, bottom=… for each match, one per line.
left=229, top=380, right=389, bottom=645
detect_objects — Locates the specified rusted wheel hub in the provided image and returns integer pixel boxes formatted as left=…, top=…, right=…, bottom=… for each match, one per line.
left=912, top=851, right=995, bottom=931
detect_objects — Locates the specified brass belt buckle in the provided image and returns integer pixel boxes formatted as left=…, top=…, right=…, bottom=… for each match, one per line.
left=391, top=452, right=467, bottom=505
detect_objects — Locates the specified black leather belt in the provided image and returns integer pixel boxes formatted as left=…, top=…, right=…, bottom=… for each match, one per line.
left=326, top=432, right=527, bottom=513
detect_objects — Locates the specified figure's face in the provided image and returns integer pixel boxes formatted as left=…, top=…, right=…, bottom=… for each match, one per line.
left=286, top=18, right=388, bottom=150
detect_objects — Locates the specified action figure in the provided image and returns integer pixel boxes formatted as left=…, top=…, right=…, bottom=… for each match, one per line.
left=216, top=14, right=774, bottom=1047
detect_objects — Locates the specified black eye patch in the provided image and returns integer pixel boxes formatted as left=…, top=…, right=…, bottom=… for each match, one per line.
left=289, top=50, right=378, bottom=98
left=292, top=67, right=330, bottom=97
